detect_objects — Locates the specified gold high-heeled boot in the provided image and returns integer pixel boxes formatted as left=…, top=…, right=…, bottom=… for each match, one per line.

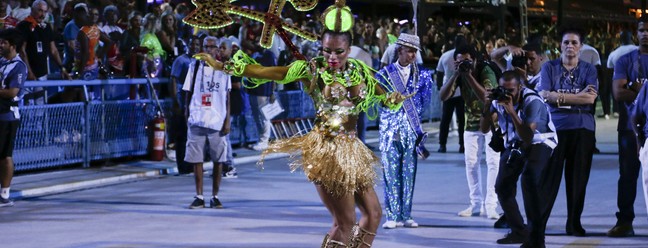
left=321, top=233, right=347, bottom=248
left=348, top=225, right=376, bottom=248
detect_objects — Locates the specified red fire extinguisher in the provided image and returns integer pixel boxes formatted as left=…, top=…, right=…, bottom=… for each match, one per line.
left=150, top=111, right=165, bottom=161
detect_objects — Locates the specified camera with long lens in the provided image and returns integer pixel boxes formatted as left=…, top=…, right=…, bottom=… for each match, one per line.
left=458, top=59, right=473, bottom=72
left=511, top=54, right=527, bottom=68
left=489, top=86, right=512, bottom=101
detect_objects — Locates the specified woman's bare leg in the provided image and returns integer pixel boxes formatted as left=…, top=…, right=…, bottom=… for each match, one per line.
left=316, top=185, right=357, bottom=244
left=353, top=187, right=382, bottom=247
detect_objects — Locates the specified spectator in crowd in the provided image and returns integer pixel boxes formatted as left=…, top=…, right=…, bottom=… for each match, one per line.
left=377, top=34, right=433, bottom=229
left=182, top=36, right=230, bottom=209
left=0, top=28, right=26, bottom=208
left=436, top=35, right=466, bottom=153
left=0, top=2, right=19, bottom=30
left=225, top=38, right=253, bottom=153
left=439, top=44, right=500, bottom=220
left=63, top=3, right=85, bottom=72
left=580, top=41, right=604, bottom=120
left=170, top=35, right=201, bottom=175
left=537, top=27, right=598, bottom=237
left=481, top=71, right=558, bottom=247
left=349, top=36, right=373, bottom=146
left=242, top=40, right=276, bottom=151
left=607, top=19, right=646, bottom=238
left=120, top=11, right=142, bottom=77
left=74, top=4, right=111, bottom=83
left=605, top=31, right=636, bottom=118
left=100, top=5, right=124, bottom=76
left=100, top=5, right=123, bottom=36
left=17, top=0, right=70, bottom=105
left=174, top=3, right=192, bottom=43
left=217, top=37, right=238, bottom=179
left=140, top=13, right=165, bottom=78
left=10, top=0, right=30, bottom=22
left=157, top=12, right=177, bottom=61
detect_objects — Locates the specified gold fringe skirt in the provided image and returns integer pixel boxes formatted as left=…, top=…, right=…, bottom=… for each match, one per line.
left=259, top=128, right=379, bottom=197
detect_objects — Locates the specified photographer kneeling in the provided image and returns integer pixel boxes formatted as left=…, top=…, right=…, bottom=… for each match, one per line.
left=481, top=71, right=558, bottom=248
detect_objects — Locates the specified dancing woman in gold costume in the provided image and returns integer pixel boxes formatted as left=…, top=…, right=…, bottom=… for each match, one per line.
left=195, top=1, right=409, bottom=247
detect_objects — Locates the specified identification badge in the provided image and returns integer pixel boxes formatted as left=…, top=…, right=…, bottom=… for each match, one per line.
left=201, top=93, right=212, bottom=106
left=37, top=41, right=43, bottom=53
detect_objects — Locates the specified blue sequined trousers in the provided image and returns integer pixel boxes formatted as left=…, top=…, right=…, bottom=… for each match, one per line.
left=376, top=64, right=433, bottom=222
left=379, top=115, right=418, bottom=222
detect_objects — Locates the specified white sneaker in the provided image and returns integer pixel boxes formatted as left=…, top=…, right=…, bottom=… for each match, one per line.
left=458, top=206, right=480, bottom=217
left=404, top=219, right=419, bottom=228
left=396, top=221, right=405, bottom=227
left=252, top=142, right=268, bottom=151
left=486, top=208, right=500, bottom=219
left=382, top=220, right=397, bottom=229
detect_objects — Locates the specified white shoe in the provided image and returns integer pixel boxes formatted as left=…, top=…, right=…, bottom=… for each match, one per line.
left=382, top=220, right=397, bottom=229
left=403, top=219, right=418, bottom=228
left=458, top=206, right=480, bottom=217
left=252, top=142, right=268, bottom=151
left=486, top=208, right=500, bottom=219
left=396, top=221, right=405, bottom=227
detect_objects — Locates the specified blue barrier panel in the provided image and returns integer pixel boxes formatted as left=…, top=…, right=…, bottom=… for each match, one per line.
left=87, top=99, right=172, bottom=161
left=14, top=103, right=85, bottom=171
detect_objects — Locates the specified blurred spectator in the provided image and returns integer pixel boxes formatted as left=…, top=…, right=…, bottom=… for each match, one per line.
left=242, top=40, right=276, bottom=151
left=100, top=5, right=124, bottom=75
left=140, top=13, right=165, bottom=78
left=157, top=12, right=177, bottom=65
left=74, top=3, right=111, bottom=86
left=174, top=3, right=192, bottom=43
left=0, top=2, right=19, bottom=30
left=10, top=0, right=31, bottom=22
left=120, top=11, right=142, bottom=77
left=63, top=3, right=85, bottom=71
left=16, top=0, right=70, bottom=105
left=170, top=35, right=201, bottom=175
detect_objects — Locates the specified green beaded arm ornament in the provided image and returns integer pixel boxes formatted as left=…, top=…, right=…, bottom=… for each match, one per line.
left=351, top=59, right=403, bottom=120
left=224, top=50, right=311, bottom=88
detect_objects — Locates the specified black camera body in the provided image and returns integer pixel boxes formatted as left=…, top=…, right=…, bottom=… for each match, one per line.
left=458, top=59, right=473, bottom=72
left=511, top=55, right=527, bottom=68
left=489, top=86, right=512, bottom=101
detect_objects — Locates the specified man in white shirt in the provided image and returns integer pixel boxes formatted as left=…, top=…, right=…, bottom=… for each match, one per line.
left=605, top=31, right=637, bottom=119
left=182, top=36, right=231, bottom=209
left=349, top=44, right=373, bottom=146
left=435, top=35, right=467, bottom=153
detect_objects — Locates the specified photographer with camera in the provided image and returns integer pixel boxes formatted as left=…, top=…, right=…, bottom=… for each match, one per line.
left=490, top=42, right=545, bottom=89
left=536, top=27, right=598, bottom=237
left=481, top=71, right=558, bottom=247
left=439, top=44, right=501, bottom=219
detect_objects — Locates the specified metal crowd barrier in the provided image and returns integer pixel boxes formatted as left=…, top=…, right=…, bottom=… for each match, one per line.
left=14, top=79, right=442, bottom=172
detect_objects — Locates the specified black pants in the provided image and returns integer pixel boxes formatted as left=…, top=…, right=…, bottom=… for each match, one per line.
left=438, top=96, right=464, bottom=146
left=546, top=129, right=595, bottom=233
left=173, top=114, right=193, bottom=174
left=520, top=144, right=555, bottom=245
left=600, top=68, right=618, bottom=115
left=495, top=147, right=528, bottom=237
left=615, top=130, right=642, bottom=224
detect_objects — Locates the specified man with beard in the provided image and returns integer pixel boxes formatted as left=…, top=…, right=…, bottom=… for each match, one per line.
left=0, top=28, right=26, bottom=207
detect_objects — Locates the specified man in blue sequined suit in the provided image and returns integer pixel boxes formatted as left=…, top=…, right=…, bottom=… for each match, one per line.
left=376, top=34, right=433, bottom=229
